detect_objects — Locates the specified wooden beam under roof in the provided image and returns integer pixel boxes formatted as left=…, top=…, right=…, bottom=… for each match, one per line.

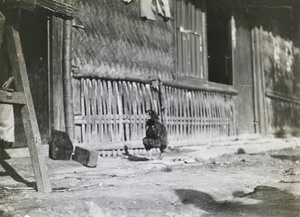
left=36, top=0, right=77, bottom=18
left=0, top=0, right=77, bottom=18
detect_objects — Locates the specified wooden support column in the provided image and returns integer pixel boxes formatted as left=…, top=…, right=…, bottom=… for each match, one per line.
left=48, top=0, right=76, bottom=138
left=251, top=26, right=267, bottom=135
left=62, top=18, right=75, bottom=141
left=0, top=12, right=5, bottom=48
left=50, top=16, right=65, bottom=132
left=5, top=26, right=52, bottom=193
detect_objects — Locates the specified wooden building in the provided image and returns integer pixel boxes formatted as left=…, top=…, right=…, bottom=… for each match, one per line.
left=1, top=0, right=300, bottom=152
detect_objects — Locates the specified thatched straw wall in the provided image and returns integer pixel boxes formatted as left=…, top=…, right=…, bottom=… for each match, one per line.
left=72, top=0, right=175, bottom=81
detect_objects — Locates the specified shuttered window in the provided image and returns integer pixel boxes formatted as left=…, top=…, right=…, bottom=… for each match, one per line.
left=176, top=0, right=233, bottom=85
left=176, top=0, right=204, bottom=79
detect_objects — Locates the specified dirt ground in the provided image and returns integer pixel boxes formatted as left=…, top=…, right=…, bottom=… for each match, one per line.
left=0, top=139, right=300, bottom=217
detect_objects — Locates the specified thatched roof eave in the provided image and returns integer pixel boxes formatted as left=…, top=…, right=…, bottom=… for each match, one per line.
left=36, top=0, right=77, bottom=18
left=0, top=0, right=77, bottom=18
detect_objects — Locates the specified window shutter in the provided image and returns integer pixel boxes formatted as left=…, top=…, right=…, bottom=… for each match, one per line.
left=176, top=0, right=204, bottom=79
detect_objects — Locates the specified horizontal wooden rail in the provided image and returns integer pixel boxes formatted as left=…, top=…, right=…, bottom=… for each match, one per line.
left=0, top=90, right=25, bottom=105
left=265, top=89, right=300, bottom=105
left=73, top=78, right=236, bottom=148
left=72, top=70, right=238, bottom=95
left=163, top=80, right=238, bottom=95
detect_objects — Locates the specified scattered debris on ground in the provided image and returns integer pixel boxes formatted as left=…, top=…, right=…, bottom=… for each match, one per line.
left=0, top=140, right=299, bottom=216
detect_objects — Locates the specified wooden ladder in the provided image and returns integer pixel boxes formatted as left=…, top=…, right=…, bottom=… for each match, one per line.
left=0, top=26, right=51, bottom=192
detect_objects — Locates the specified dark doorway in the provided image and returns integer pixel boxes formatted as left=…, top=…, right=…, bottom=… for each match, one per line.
left=207, top=0, right=232, bottom=85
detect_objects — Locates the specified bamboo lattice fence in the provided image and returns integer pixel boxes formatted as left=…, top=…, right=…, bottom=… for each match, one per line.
left=73, top=78, right=236, bottom=155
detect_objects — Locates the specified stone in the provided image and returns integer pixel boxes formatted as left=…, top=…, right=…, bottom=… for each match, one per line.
left=49, top=130, right=73, bottom=160
left=72, top=146, right=98, bottom=167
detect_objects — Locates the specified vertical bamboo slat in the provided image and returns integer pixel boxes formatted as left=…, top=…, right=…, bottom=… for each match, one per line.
left=123, top=81, right=130, bottom=141
left=111, top=81, right=118, bottom=142
left=91, top=79, right=97, bottom=143
left=74, top=78, right=236, bottom=149
left=102, top=80, right=108, bottom=143
left=97, top=80, right=103, bottom=143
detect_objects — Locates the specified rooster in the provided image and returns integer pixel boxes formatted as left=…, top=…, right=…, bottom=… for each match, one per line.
left=143, top=110, right=168, bottom=159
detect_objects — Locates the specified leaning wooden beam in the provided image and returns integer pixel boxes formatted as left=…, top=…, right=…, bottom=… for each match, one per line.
left=0, top=12, right=4, bottom=48
left=5, top=26, right=52, bottom=193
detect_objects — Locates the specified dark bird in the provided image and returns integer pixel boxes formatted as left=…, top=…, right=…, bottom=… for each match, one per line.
left=143, top=110, right=168, bottom=159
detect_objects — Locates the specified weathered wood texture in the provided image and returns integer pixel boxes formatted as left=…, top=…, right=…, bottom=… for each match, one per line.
left=5, top=26, right=51, bottom=192
left=72, top=146, right=98, bottom=167
left=0, top=90, right=25, bottom=105
left=176, top=0, right=204, bottom=79
left=265, top=93, right=300, bottom=136
left=256, top=7, right=300, bottom=135
left=163, top=85, right=236, bottom=140
left=74, top=79, right=160, bottom=146
left=62, top=19, right=75, bottom=140
left=16, top=8, right=50, bottom=145
left=233, top=13, right=255, bottom=135
left=251, top=26, right=267, bottom=135
left=0, top=12, right=4, bottom=47
left=73, top=78, right=236, bottom=152
left=50, top=16, right=65, bottom=132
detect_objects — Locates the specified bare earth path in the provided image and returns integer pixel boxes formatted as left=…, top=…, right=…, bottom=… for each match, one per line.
left=0, top=139, right=300, bottom=217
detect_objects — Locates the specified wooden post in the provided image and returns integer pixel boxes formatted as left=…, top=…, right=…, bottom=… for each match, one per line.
left=251, top=26, right=267, bottom=135
left=5, top=26, right=52, bottom=193
left=50, top=16, right=65, bottom=132
left=63, top=18, right=75, bottom=141
left=0, top=12, right=5, bottom=48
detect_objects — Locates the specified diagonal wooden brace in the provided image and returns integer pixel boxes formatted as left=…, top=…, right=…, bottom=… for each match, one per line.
left=4, top=26, right=52, bottom=193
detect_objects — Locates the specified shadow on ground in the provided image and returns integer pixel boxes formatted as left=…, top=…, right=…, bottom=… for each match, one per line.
left=175, top=186, right=300, bottom=217
left=0, top=210, right=13, bottom=217
left=271, top=154, right=300, bottom=162
left=0, top=148, right=35, bottom=188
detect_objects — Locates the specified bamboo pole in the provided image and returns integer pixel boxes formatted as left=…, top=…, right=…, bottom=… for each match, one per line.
left=62, top=18, right=75, bottom=140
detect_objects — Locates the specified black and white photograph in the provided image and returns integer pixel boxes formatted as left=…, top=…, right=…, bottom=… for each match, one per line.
left=0, top=0, right=300, bottom=216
